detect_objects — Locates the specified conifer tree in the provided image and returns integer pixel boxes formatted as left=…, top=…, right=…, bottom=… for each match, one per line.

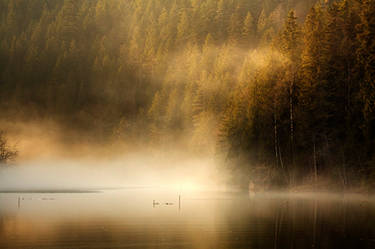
left=242, top=12, right=255, bottom=46
left=357, top=0, right=375, bottom=123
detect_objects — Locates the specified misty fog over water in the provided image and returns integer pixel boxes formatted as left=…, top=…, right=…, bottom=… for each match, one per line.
left=1, top=190, right=375, bottom=249
left=1, top=0, right=375, bottom=248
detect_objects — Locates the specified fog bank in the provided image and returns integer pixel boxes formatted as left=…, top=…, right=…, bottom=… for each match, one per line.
left=0, top=152, right=228, bottom=192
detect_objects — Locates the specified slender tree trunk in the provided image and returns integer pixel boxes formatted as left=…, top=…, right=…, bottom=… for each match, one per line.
left=278, top=139, right=285, bottom=170
left=313, top=136, right=318, bottom=185
left=289, top=71, right=295, bottom=185
left=290, top=76, right=295, bottom=160
left=274, top=108, right=279, bottom=168
left=346, top=60, right=351, bottom=113
left=341, top=150, right=347, bottom=189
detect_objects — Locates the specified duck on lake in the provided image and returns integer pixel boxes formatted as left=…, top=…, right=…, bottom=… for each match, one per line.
left=153, top=200, right=174, bottom=206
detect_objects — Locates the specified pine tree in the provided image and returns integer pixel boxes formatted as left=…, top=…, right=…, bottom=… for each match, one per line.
left=57, top=0, right=79, bottom=42
left=279, top=10, right=301, bottom=168
left=176, top=11, right=189, bottom=43
left=227, top=12, right=242, bottom=45
left=242, top=12, right=255, bottom=46
left=357, top=0, right=375, bottom=122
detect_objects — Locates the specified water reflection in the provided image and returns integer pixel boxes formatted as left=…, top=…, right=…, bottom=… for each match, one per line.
left=0, top=190, right=374, bottom=249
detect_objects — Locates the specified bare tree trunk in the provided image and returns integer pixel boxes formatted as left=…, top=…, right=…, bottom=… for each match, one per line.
left=278, top=141, right=284, bottom=170
left=313, top=136, right=318, bottom=185
left=289, top=75, right=295, bottom=186
left=289, top=82, right=294, bottom=157
left=274, top=109, right=279, bottom=168
left=341, top=150, right=347, bottom=189
left=277, top=139, right=288, bottom=186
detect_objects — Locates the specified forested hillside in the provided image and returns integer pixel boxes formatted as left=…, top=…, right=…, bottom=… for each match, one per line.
left=0, top=0, right=374, bottom=189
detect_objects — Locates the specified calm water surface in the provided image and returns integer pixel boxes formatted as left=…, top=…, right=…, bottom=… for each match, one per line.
left=0, top=189, right=374, bottom=249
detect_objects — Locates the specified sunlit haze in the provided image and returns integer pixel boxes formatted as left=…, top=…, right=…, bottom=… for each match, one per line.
left=0, top=0, right=374, bottom=248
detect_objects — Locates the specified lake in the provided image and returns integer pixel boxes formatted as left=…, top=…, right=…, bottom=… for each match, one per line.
left=0, top=189, right=374, bottom=249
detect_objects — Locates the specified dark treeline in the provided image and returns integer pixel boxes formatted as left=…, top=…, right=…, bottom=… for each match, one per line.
left=0, top=0, right=374, bottom=189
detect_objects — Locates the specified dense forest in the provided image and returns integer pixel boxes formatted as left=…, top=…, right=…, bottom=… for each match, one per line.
left=0, top=0, right=374, bottom=190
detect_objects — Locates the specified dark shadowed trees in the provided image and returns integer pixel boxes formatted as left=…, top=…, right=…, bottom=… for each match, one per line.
left=0, top=0, right=374, bottom=188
